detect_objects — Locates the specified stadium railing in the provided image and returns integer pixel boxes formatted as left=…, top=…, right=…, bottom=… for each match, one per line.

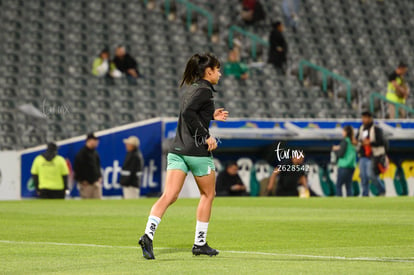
left=298, top=59, right=352, bottom=104
left=228, top=25, right=269, bottom=59
left=369, top=92, right=414, bottom=118
left=144, top=1, right=266, bottom=55
left=144, top=0, right=214, bottom=38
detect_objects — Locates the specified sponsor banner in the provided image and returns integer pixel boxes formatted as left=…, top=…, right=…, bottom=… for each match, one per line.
left=18, top=118, right=414, bottom=199
left=0, top=151, right=20, bottom=200
left=21, top=119, right=162, bottom=198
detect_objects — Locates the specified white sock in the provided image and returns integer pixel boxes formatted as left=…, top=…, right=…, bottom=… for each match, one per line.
left=194, top=220, right=209, bottom=246
left=144, top=215, right=161, bottom=241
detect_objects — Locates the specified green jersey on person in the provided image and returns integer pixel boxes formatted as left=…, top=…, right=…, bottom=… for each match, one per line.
left=31, top=155, right=69, bottom=190
left=337, top=137, right=357, bottom=169
left=223, top=62, right=249, bottom=79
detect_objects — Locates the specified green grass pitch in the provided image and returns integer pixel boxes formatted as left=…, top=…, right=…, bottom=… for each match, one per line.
left=1, top=197, right=413, bottom=274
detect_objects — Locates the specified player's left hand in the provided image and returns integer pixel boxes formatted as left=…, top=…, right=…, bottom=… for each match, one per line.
left=213, top=108, right=229, bottom=121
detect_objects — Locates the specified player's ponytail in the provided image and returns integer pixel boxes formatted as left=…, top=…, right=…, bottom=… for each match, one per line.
left=180, top=53, right=220, bottom=87
left=344, top=125, right=354, bottom=140
left=343, top=125, right=357, bottom=145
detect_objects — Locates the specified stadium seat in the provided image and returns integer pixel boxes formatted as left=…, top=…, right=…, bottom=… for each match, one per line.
left=2, top=0, right=412, bottom=148
left=0, top=134, right=18, bottom=150
left=0, top=87, right=17, bottom=99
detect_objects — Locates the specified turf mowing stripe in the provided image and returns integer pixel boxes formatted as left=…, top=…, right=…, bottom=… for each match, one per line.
left=223, top=250, right=414, bottom=263
left=1, top=240, right=413, bottom=263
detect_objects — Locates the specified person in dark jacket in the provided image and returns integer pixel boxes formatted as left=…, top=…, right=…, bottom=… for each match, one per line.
left=241, top=0, right=266, bottom=25
left=332, top=126, right=357, bottom=197
left=356, top=111, right=387, bottom=196
left=139, top=53, right=229, bottom=260
left=268, top=21, right=288, bottom=75
left=120, top=136, right=144, bottom=199
left=73, top=133, right=102, bottom=199
left=113, top=46, right=139, bottom=84
left=31, top=142, right=69, bottom=199
left=266, top=151, right=320, bottom=197
left=216, top=161, right=247, bottom=196
left=267, top=156, right=307, bottom=197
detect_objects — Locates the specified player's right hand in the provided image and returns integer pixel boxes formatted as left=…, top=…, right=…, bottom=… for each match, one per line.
left=206, top=136, right=217, bottom=151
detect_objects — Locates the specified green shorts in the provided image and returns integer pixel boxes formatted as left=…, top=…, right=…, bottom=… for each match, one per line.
left=167, top=153, right=215, bottom=177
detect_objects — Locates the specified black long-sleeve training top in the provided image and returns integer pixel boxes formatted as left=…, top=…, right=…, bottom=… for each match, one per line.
left=169, top=79, right=216, bottom=157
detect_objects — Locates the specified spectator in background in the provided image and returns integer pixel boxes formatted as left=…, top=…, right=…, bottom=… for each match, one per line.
left=267, top=155, right=309, bottom=197
left=282, top=0, right=300, bottom=31
left=216, top=161, right=247, bottom=196
left=268, top=21, right=288, bottom=75
left=356, top=111, right=387, bottom=196
left=146, top=0, right=156, bottom=10
left=223, top=48, right=249, bottom=80
left=74, top=133, right=102, bottom=199
left=91, top=48, right=121, bottom=79
left=31, top=142, right=69, bottom=199
left=332, top=126, right=357, bottom=197
left=113, top=46, right=139, bottom=84
left=120, top=136, right=144, bottom=199
left=386, top=62, right=409, bottom=118
left=241, top=0, right=266, bottom=25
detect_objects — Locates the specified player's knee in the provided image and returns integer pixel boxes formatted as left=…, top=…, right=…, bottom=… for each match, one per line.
left=170, top=194, right=179, bottom=204
left=160, top=192, right=178, bottom=205
left=201, top=190, right=215, bottom=201
left=166, top=193, right=179, bottom=205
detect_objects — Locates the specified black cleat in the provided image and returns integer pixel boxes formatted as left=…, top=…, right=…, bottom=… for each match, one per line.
left=139, top=234, right=155, bottom=260
left=192, top=243, right=219, bottom=257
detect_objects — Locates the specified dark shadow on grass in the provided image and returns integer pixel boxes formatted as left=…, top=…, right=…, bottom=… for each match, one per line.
left=155, top=248, right=188, bottom=256
left=141, top=255, right=358, bottom=263
left=143, top=253, right=414, bottom=264
left=139, top=248, right=414, bottom=264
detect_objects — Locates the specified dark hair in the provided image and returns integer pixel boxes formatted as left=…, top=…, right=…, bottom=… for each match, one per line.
left=180, top=53, right=220, bottom=87
left=100, top=47, right=109, bottom=54
left=225, top=161, right=238, bottom=169
left=272, top=21, right=282, bottom=29
left=86, top=132, right=98, bottom=140
left=398, top=62, right=408, bottom=68
left=361, top=110, right=373, bottom=117
left=343, top=125, right=354, bottom=140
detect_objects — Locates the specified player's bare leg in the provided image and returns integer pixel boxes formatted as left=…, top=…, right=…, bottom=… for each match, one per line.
left=192, top=171, right=219, bottom=257
left=139, top=169, right=186, bottom=260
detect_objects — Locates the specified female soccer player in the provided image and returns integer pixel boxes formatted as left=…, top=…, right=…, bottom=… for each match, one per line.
left=139, top=53, right=229, bottom=260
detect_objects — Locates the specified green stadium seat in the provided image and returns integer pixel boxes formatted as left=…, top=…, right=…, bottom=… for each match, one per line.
left=1, top=0, right=412, bottom=147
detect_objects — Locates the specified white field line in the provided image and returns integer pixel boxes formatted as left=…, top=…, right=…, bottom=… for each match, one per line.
left=1, top=240, right=413, bottom=263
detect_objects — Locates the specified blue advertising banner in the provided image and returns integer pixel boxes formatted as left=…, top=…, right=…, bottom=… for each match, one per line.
left=19, top=118, right=414, bottom=199
left=21, top=119, right=162, bottom=198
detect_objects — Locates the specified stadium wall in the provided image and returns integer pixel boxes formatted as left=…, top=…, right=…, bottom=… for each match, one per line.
left=1, top=118, right=413, bottom=200
left=20, top=118, right=163, bottom=199
left=165, top=118, right=414, bottom=197
left=0, top=151, right=20, bottom=200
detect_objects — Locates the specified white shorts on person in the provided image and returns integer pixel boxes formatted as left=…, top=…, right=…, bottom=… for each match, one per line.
left=122, top=186, right=140, bottom=199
